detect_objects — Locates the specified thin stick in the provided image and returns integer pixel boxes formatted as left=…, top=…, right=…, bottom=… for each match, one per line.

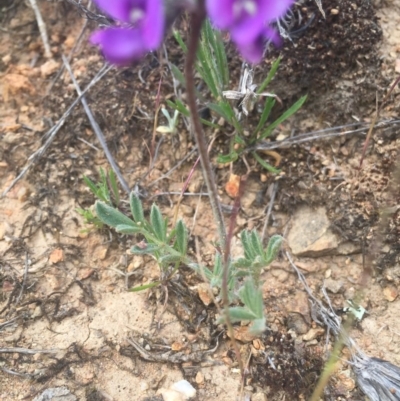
left=0, top=316, right=21, bottom=329
left=62, top=55, right=130, bottom=194
left=0, top=347, right=59, bottom=354
left=1, top=366, right=33, bottom=378
left=77, top=136, right=100, bottom=151
left=28, top=0, right=51, bottom=58
left=1, top=64, right=112, bottom=198
left=184, top=2, right=226, bottom=247
left=261, top=182, right=278, bottom=242
left=251, top=118, right=400, bottom=152
left=15, top=253, right=29, bottom=305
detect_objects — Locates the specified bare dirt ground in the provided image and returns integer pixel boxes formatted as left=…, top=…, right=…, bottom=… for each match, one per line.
left=1, top=1, right=400, bottom=400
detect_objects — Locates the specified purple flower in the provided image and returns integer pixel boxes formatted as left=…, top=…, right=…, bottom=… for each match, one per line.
left=91, top=0, right=165, bottom=65
left=206, top=0, right=295, bottom=63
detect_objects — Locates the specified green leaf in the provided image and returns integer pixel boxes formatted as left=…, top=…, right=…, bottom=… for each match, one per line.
left=192, top=264, right=214, bottom=281
left=115, top=224, right=141, bottom=234
left=217, top=152, right=239, bottom=164
left=150, top=204, right=166, bottom=241
left=249, top=318, right=267, bottom=335
left=130, top=243, right=160, bottom=255
left=250, top=231, right=264, bottom=257
left=259, top=95, right=307, bottom=140
left=170, top=63, right=186, bottom=87
left=166, top=99, right=190, bottom=117
left=108, top=169, right=120, bottom=206
left=83, top=176, right=100, bottom=198
left=252, top=152, right=281, bottom=174
left=225, top=307, right=257, bottom=322
left=234, top=134, right=246, bottom=146
left=207, top=101, right=241, bottom=132
left=197, top=41, right=219, bottom=98
left=233, top=257, right=253, bottom=270
left=173, top=29, right=187, bottom=53
left=99, top=168, right=111, bottom=203
left=257, top=57, right=281, bottom=94
left=200, top=19, right=228, bottom=94
left=175, top=220, right=188, bottom=255
left=210, top=253, right=223, bottom=287
left=264, top=235, right=283, bottom=265
left=241, top=230, right=255, bottom=260
left=252, top=97, right=275, bottom=140
left=130, top=281, right=160, bottom=292
left=95, top=201, right=135, bottom=228
left=207, top=20, right=229, bottom=87
left=159, top=254, right=183, bottom=265
left=239, top=279, right=264, bottom=319
left=130, top=193, right=144, bottom=223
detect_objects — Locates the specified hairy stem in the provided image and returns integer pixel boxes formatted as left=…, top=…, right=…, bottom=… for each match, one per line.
left=184, top=1, right=226, bottom=247
left=185, top=1, right=243, bottom=379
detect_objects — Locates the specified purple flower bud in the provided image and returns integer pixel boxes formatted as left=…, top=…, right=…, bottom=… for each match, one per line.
left=206, top=0, right=295, bottom=63
left=91, top=0, right=164, bottom=65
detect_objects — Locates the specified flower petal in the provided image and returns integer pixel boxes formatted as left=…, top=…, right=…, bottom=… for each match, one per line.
left=235, top=36, right=264, bottom=64
left=234, top=26, right=281, bottom=64
left=90, top=28, right=146, bottom=65
left=93, top=0, right=140, bottom=23
left=205, top=0, right=235, bottom=30
left=262, top=0, right=296, bottom=22
left=263, top=26, right=281, bottom=46
left=230, top=14, right=265, bottom=46
left=230, top=0, right=294, bottom=45
left=142, top=0, right=164, bottom=49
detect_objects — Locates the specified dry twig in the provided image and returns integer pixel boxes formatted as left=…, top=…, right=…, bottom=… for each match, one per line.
left=27, top=0, right=51, bottom=58
left=62, top=55, right=130, bottom=194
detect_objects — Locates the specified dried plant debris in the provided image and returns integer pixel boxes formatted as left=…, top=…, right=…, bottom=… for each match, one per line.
left=353, top=354, right=400, bottom=401
left=125, top=335, right=219, bottom=364
left=251, top=330, right=324, bottom=399
left=288, top=252, right=400, bottom=401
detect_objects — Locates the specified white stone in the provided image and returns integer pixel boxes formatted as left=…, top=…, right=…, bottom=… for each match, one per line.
left=170, top=380, right=196, bottom=399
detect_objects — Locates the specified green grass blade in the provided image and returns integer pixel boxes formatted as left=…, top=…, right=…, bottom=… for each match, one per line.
left=252, top=152, right=281, bottom=174
left=259, top=95, right=307, bottom=140
left=173, top=29, right=187, bottom=52
left=108, top=169, right=120, bottom=206
left=130, top=281, right=160, bottom=292
left=170, top=63, right=186, bottom=87
left=252, top=97, right=275, bottom=140
left=257, top=57, right=281, bottom=94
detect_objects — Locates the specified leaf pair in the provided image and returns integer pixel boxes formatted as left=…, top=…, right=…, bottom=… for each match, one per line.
left=234, top=231, right=283, bottom=283
left=95, top=193, right=189, bottom=282
left=219, top=279, right=266, bottom=335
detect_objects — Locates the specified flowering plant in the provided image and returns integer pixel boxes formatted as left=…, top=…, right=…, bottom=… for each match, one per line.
left=87, top=0, right=297, bottom=380
left=91, top=0, right=294, bottom=65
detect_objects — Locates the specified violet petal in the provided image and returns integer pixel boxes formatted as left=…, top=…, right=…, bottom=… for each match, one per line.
left=205, top=0, right=235, bottom=30
left=93, top=0, right=139, bottom=23
left=142, top=0, right=164, bottom=49
left=90, top=28, right=146, bottom=65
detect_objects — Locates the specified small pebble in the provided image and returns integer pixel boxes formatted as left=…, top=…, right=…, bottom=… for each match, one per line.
left=170, top=380, right=196, bottom=399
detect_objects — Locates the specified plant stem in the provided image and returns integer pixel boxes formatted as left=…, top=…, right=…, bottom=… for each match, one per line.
left=184, top=1, right=226, bottom=247
left=184, top=0, right=245, bottom=381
